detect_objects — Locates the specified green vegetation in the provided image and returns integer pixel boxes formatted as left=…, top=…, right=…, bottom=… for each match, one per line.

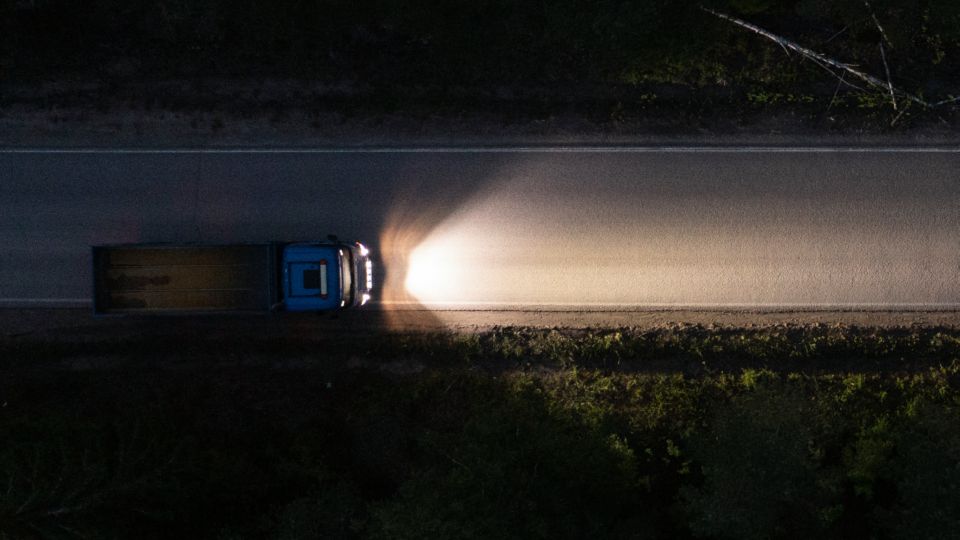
left=1, top=325, right=960, bottom=538
left=3, top=1, right=958, bottom=123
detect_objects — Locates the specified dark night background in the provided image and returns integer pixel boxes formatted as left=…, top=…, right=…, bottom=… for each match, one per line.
left=3, top=2, right=960, bottom=539
left=3, top=0, right=959, bottom=126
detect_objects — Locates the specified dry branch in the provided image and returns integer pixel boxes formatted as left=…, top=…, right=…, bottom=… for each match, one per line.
left=701, top=6, right=936, bottom=109
left=863, top=0, right=894, bottom=49
left=865, top=0, right=896, bottom=109
left=879, top=42, right=896, bottom=110
left=931, top=96, right=960, bottom=107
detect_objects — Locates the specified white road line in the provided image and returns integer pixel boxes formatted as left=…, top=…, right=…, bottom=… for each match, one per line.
left=3, top=299, right=958, bottom=310
left=381, top=301, right=960, bottom=309
left=1, top=146, right=960, bottom=154
left=3, top=299, right=960, bottom=308
left=0, top=299, right=89, bottom=307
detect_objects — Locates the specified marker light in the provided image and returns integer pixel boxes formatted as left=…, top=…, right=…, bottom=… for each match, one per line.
left=361, top=293, right=371, bottom=305
left=357, top=243, right=370, bottom=257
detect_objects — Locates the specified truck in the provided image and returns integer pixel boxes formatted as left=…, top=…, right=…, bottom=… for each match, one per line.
left=92, top=240, right=373, bottom=314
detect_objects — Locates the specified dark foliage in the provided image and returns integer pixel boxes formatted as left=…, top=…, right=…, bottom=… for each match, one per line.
left=3, top=0, right=959, bottom=110
left=1, top=326, right=960, bottom=538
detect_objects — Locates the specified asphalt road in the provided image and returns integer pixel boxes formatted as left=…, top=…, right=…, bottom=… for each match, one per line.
left=1, top=147, right=958, bottom=314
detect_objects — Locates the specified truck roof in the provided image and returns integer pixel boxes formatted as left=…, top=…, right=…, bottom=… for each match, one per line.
left=282, top=243, right=348, bottom=311
left=92, top=243, right=282, bottom=314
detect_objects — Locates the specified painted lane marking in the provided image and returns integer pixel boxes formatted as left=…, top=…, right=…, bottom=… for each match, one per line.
left=2, top=146, right=960, bottom=154
left=4, top=299, right=960, bottom=310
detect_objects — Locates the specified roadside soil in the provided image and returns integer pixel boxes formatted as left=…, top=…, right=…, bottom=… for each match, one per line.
left=2, top=79, right=959, bottom=147
left=3, top=308, right=959, bottom=379
left=4, top=308, right=959, bottom=341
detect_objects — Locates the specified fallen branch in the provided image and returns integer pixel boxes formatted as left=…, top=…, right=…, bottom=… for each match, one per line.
left=824, top=25, right=848, bottom=44
left=807, top=56, right=870, bottom=94
left=879, top=42, right=896, bottom=110
left=931, top=95, right=960, bottom=107
left=865, top=0, right=896, bottom=109
left=827, top=71, right=846, bottom=112
left=863, top=0, right=894, bottom=49
left=701, top=6, right=935, bottom=109
left=890, top=105, right=908, bottom=127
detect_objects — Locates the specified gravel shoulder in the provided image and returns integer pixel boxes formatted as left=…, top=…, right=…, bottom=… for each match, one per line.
left=2, top=80, right=959, bottom=148
left=4, top=105, right=959, bottom=149
left=4, top=308, right=959, bottom=342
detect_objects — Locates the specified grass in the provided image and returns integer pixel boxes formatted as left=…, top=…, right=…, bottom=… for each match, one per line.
left=5, top=325, right=958, bottom=371
left=1, top=325, right=959, bottom=538
left=3, top=1, right=958, bottom=129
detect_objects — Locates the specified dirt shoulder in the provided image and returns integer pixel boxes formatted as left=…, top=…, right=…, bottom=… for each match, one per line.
left=2, top=79, right=959, bottom=148
left=4, top=308, right=959, bottom=342
left=3, top=308, right=959, bottom=379
left=422, top=308, right=960, bottom=331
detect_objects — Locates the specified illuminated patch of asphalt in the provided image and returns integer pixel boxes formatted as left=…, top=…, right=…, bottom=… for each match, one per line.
left=3, top=146, right=956, bottom=310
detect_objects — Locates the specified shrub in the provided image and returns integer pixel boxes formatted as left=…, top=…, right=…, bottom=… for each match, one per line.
left=367, top=383, right=640, bottom=539
left=884, top=402, right=960, bottom=539
left=682, top=383, right=835, bottom=539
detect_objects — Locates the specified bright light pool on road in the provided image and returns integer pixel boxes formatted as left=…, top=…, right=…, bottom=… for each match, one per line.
left=395, top=154, right=958, bottom=308
left=404, top=238, right=465, bottom=301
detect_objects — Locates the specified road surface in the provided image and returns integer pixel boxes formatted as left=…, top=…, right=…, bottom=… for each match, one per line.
left=1, top=147, right=958, bottom=324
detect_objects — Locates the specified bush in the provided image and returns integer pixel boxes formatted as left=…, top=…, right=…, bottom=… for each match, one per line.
left=2, top=326, right=960, bottom=538
left=682, top=383, right=835, bottom=539
left=884, top=402, right=960, bottom=539
left=367, top=381, right=641, bottom=539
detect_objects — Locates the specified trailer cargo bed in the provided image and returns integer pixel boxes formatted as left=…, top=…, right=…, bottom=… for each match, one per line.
left=93, top=244, right=281, bottom=314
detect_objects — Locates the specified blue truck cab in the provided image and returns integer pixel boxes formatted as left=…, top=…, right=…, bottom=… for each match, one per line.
left=282, top=242, right=374, bottom=311
left=92, top=240, right=373, bottom=314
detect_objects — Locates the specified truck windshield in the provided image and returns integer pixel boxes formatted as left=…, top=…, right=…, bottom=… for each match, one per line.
left=340, top=249, right=354, bottom=304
